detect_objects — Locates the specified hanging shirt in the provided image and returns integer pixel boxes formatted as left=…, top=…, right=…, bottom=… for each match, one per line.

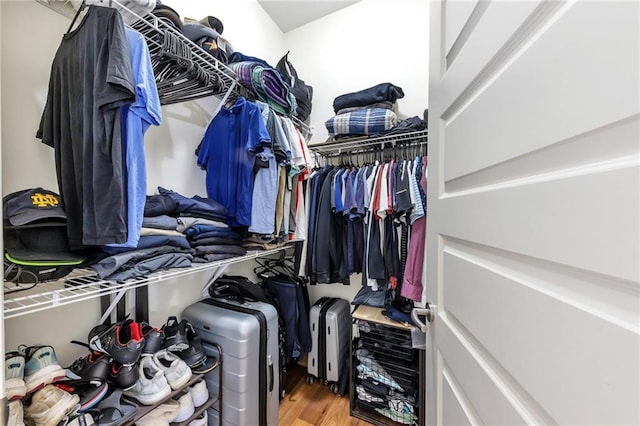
left=197, top=96, right=270, bottom=227
left=107, top=27, right=162, bottom=249
left=249, top=147, right=278, bottom=235
left=37, top=5, right=135, bottom=249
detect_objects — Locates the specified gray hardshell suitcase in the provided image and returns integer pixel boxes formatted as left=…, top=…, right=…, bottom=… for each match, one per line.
left=181, top=297, right=279, bottom=426
left=307, top=297, right=351, bottom=388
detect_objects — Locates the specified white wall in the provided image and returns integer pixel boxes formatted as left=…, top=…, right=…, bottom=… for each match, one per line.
left=0, top=0, right=429, bottom=364
left=284, top=0, right=430, bottom=144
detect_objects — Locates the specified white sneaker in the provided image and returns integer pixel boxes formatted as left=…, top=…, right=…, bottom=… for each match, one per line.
left=189, top=380, right=209, bottom=408
left=173, top=391, right=195, bottom=423
left=135, top=415, right=170, bottom=426
left=152, top=350, right=192, bottom=390
left=124, top=356, right=171, bottom=405
left=144, top=399, right=180, bottom=423
left=61, top=413, right=96, bottom=426
left=7, top=400, right=25, bottom=426
left=24, top=385, right=80, bottom=426
left=188, top=411, right=207, bottom=426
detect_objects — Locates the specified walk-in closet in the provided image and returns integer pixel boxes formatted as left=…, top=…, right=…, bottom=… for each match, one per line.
left=1, top=1, right=639, bottom=426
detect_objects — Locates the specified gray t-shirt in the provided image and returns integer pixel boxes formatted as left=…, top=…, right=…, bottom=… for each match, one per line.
left=37, top=5, right=135, bottom=250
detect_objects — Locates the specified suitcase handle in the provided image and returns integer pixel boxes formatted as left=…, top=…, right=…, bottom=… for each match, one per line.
left=268, top=354, right=274, bottom=392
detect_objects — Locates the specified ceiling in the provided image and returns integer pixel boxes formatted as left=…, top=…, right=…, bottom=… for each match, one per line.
left=257, top=1, right=361, bottom=33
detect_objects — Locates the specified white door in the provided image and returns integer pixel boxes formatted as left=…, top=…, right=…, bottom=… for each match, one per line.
left=425, top=1, right=639, bottom=425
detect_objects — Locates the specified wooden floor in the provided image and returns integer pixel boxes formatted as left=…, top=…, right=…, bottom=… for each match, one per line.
left=279, top=363, right=373, bottom=426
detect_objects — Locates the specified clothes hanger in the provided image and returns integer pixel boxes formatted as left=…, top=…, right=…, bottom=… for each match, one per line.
left=67, top=0, right=87, bottom=34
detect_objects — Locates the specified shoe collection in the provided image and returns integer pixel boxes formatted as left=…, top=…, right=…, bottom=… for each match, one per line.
left=5, top=316, right=215, bottom=426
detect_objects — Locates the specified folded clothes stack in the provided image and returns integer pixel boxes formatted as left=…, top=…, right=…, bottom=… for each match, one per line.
left=325, top=83, right=405, bottom=137
left=228, top=52, right=298, bottom=116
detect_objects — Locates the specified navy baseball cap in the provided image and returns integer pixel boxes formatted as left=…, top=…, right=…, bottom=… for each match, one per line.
left=3, top=188, right=67, bottom=227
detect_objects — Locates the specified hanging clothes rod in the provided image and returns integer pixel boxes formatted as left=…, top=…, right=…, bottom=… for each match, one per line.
left=308, top=129, right=428, bottom=156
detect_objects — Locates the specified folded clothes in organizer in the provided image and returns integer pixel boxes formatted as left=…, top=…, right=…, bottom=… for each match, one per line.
left=355, top=348, right=404, bottom=392
left=374, top=407, right=418, bottom=425
left=356, top=385, right=385, bottom=403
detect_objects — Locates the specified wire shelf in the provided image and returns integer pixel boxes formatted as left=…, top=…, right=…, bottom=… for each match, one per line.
left=36, top=0, right=240, bottom=107
left=308, top=129, right=428, bottom=156
left=3, top=245, right=291, bottom=319
left=36, top=0, right=314, bottom=135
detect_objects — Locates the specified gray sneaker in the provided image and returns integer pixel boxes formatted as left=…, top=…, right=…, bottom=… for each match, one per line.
left=5, top=351, right=27, bottom=401
left=18, top=345, right=66, bottom=393
left=123, top=356, right=171, bottom=405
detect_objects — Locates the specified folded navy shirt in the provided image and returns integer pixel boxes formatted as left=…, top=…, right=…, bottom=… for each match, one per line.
left=381, top=305, right=415, bottom=326
left=157, top=187, right=227, bottom=222
left=333, top=83, right=404, bottom=114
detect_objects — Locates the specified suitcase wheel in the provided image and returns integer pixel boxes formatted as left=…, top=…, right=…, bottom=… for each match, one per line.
left=330, top=383, right=339, bottom=394
left=306, top=374, right=314, bottom=385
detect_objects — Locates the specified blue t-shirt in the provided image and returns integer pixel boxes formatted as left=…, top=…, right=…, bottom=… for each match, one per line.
left=197, top=97, right=270, bottom=227
left=107, top=28, right=162, bottom=248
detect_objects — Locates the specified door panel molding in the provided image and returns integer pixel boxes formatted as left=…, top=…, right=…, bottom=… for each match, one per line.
left=439, top=313, right=553, bottom=425
left=442, top=1, right=639, bottom=181
left=443, top=115, right=640, bottom=194
left=443, top=0, right=567, bottom=121
left=442, top=366, right=479, bottom=425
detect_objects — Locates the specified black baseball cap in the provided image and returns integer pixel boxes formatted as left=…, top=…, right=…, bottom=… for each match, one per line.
left=152, top=2, right=183, bottom=32
left=3, top=188, right=67, bottom=227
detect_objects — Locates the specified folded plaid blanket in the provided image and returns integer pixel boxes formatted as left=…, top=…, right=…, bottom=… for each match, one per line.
left=325, top=108, right=398, bottom=136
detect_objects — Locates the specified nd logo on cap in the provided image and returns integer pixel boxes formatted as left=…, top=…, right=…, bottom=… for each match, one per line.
left=3, top=188, right=67, bottom=227
left=31, top=192, right=60, bottom=208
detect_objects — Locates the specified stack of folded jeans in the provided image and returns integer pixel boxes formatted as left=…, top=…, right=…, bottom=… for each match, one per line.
left=184, top=224, right=246, bottom=262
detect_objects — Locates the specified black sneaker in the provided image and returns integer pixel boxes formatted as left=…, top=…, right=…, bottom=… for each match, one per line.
left=140, top=322, right=164, bottom=356
left=175, top=322, right=217, bottom=374
left=109, top=362, right=139, bottom=391
left=65, top=352, right=111, bottom=382
left=161, top=317, right=189, bottom=352
left=88, top=319, right=145, bottom=366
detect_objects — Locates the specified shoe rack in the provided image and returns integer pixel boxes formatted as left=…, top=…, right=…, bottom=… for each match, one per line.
left=121, top=343, right=223, bottom=426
